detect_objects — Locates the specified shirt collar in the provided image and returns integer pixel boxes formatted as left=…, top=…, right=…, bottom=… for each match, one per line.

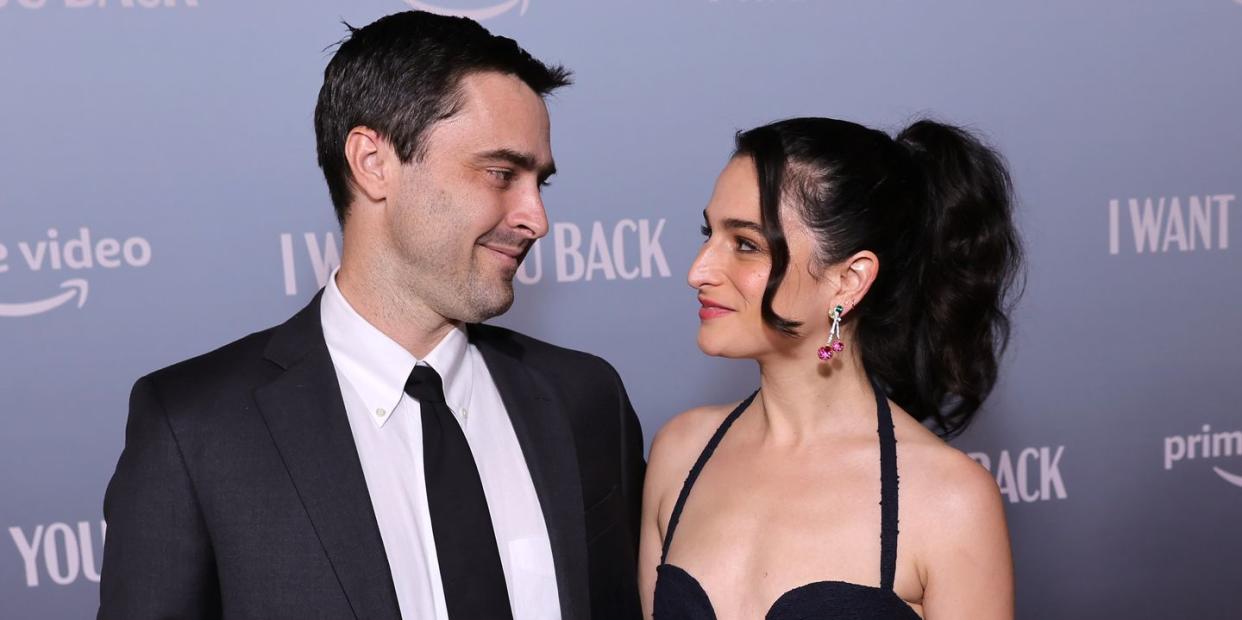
left=320, top=269, right=473, bottom=429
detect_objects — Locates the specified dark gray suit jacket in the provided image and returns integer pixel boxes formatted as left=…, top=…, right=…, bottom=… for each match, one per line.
left=98, top=293, right=645, bottom=619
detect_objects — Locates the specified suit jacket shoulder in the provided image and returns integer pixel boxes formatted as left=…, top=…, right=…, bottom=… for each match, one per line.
left=141, top=327, right=274, bottom=398
left=137, top=295, right=323, bottom=428
left=469, top=323, right=625, bottom=397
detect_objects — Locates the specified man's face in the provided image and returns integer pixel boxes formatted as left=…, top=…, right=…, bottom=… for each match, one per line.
left=386, top=71, right=554, bottom=324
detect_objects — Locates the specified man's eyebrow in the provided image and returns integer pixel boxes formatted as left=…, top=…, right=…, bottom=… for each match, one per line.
left=474, top=148, right=557, bottom=179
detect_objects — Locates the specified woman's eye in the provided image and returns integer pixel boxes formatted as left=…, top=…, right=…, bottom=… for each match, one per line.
left=736, top=237, right=758, bottom=252
left=699, top=224, right=712, bottom=239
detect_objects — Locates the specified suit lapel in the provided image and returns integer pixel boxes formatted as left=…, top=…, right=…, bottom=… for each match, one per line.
left=255, top=294, right=401, bottom=620
left=472, top=325, right=590, bottom=620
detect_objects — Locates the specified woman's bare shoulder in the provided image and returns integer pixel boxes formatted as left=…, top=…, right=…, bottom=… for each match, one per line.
left=645, top=401, right=745, bottom=501
left=650, top=402, right=737, bottom=466
left=891, top=408, right=1000, bottom=512
left=889, top=406, right=1013, bottom=609
left=889, top=406, right=1008, bottom=567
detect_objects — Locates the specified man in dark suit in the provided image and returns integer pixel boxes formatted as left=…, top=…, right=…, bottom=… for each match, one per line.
left=98, top=11, right=644, bottom=620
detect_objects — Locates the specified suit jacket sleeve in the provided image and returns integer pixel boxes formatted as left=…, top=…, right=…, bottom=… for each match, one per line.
left=98, top=376, right=221, bottom=619
left=611, top=364, right=646, bottom=557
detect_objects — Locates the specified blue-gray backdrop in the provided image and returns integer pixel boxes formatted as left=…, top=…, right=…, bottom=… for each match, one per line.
left=2, top=1, right=1240, bottom=618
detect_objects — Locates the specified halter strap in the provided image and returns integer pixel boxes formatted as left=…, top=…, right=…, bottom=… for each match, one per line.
left=874, top=378, right=900, bottom=591
left=659, top=391, right=758, bottom=564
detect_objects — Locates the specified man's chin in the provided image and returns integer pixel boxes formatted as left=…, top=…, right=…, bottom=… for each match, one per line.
left=460, top=287, right=515, bottom=323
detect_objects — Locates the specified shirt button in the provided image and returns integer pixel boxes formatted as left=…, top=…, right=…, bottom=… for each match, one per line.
left=375, top=408, right=386, bottom=417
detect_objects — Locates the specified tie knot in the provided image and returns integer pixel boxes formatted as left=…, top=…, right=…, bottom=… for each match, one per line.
left=404, top=364, right=447, bottom=404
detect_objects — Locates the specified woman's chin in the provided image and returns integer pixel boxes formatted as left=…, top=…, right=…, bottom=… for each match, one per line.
left=696, top=335, right=747, bottom=359
left=696, top=334, right=722, bottom=357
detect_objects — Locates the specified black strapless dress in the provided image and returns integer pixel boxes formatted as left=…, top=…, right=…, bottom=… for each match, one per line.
left=652, top=381, right=922, bottom=619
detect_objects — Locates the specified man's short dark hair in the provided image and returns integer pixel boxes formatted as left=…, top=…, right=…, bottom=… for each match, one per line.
left=314, top=11, right=572, bottom=225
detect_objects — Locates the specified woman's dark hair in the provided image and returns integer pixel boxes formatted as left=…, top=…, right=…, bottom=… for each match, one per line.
left=735, top=117, right=1022, bottom=437
left=314, top=11, right=572, bottom=225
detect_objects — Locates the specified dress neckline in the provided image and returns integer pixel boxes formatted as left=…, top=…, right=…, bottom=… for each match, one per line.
left=656, top=564, right=920, bottom=619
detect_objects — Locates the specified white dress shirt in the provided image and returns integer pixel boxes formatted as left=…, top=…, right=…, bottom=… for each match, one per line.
left=320, top=270, right=560, bottom=620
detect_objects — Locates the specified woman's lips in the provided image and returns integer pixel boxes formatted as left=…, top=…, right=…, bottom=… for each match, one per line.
left=698, top=297, right=733, bottom=320
left=698, top=306, right=732, bottom=320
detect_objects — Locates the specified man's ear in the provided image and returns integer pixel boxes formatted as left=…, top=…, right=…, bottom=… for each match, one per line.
left=343, top=126, right=392, bottom=204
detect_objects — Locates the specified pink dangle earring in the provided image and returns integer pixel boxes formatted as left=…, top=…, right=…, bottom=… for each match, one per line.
left=817, top=305, right=846, bottom=361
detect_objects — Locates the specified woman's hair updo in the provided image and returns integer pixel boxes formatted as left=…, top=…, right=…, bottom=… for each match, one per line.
left=735, top=117, right=1023, bottom=436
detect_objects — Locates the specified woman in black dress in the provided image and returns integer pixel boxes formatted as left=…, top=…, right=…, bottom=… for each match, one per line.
left=640, top=117, right=1022, bottom=619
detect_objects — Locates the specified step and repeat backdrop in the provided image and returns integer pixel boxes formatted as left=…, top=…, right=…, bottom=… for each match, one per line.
left=2, top=1, right=1240, bottom=618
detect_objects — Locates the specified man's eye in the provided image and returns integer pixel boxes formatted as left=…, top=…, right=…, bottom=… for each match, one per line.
left=700, top=224, right=712, bottom=238
left=488, top=169, right=515, bottom=183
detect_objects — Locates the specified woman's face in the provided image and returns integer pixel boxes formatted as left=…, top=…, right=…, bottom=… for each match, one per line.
left=688, top=156, right=836, bottom=360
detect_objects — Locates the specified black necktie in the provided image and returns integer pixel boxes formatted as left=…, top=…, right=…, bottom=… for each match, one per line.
left=405, top=364, right=514, bottom=619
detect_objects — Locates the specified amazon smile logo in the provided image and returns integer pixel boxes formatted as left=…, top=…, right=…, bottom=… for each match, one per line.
left=0, top=227, right=151, bottom=318
left=403, top=0, right=529, bottom=19
left=1164, top=425, right=1242, bottom=488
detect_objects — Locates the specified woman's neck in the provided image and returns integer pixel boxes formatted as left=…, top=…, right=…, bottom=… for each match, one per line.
left=754, top=347, right=877, bottom=445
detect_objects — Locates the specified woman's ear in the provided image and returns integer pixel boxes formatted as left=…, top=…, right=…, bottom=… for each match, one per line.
left=835, top=250, right=878, bottom=313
